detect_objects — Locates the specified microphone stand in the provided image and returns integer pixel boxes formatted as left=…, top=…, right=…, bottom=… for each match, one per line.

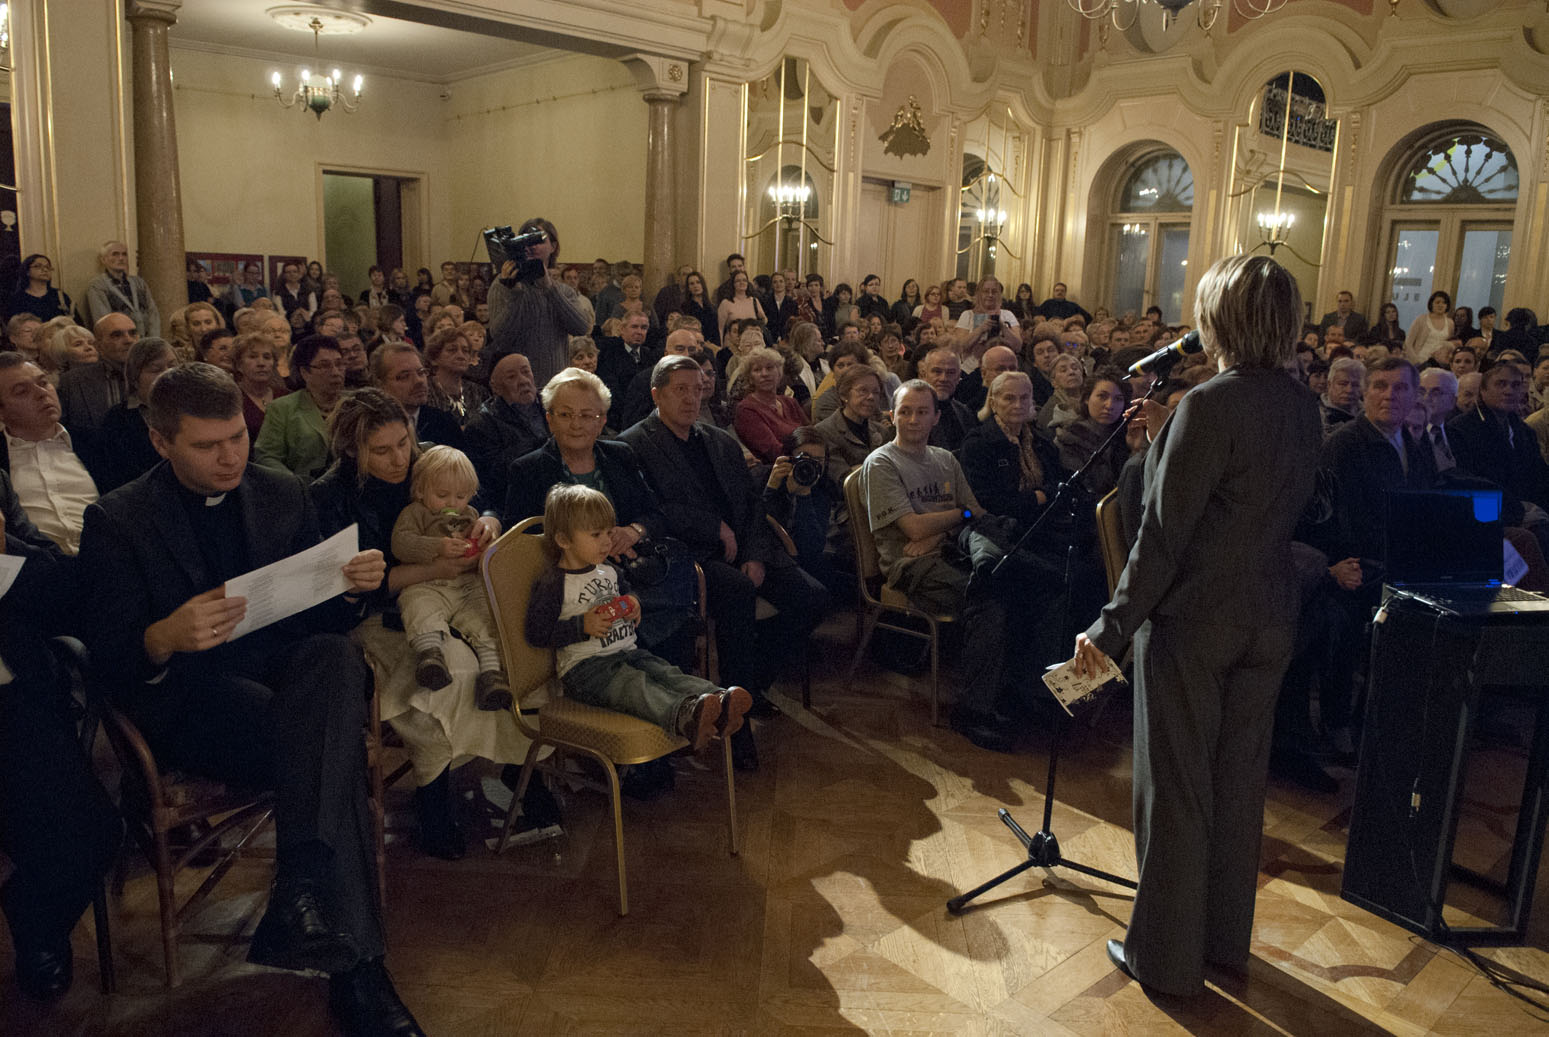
left=946, top=364, right=1175, bottom=913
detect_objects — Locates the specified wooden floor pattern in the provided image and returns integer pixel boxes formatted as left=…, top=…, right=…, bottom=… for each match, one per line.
left=5, top=614, right=1549, bottom=1035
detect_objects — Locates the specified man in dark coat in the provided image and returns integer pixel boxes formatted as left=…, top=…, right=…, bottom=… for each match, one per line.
left=75, top=364, right=424, bottom=1036
left=619, top=356, right=829, bottom=765
left=0, top=470, right=120, bottom=1001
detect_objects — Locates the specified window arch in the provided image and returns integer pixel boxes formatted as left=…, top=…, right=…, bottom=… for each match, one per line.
left=1104, top=148, right=1193, bottom=323
left=1380, top=127, right=1516, bottom=330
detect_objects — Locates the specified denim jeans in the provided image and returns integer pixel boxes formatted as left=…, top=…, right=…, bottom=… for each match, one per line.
left=562, top=648, right=720, bottom=735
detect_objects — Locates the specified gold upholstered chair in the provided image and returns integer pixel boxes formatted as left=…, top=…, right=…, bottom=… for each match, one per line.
left=480, top=517, right=739, bottom=915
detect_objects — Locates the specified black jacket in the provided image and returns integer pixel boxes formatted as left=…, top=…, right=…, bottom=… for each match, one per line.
left=1447, top=404, right=1549, bottom=515
left=957, top=417, right=1064, bottom=528
left=1316, top=414, right=1439, bottom=562
left=77, top=462, right=357, bottom=692
left=410, top=404, right=465, bottom=452
left=463, top=395, right=548, bottom=510
left=503, top=437, right=666, bottom=536
left=617, top=413, right=778, bottom=566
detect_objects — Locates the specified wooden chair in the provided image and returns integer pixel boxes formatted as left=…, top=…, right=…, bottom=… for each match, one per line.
left=841, top=468, right=956, bottom=726
left=1094, top=488, right=1126, bottom=596
left=480, top=517, right=739, bottom=915
left=92, top=697, right=275, bottom=988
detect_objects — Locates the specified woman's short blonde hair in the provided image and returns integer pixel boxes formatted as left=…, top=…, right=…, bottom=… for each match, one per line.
left=45, top=324, right=95, bottom=372
left=230, top=331, right=273, bottom=368
left=411, top=444, right=479, bottom=500
left=541, top=484, right=617, bottom=560
left=540, top=366, right=612, bottom=411
left=728, top=345, right=784, bottom=399
left=1193, top=254, right=1302, bottom=370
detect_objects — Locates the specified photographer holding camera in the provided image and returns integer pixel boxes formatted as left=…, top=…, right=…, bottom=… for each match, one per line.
left=486, top=217, right=593, bottom=389
left=761, top=427, right=840, bottom=594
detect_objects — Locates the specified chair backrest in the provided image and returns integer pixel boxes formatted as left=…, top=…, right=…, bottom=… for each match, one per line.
left=1094, top=488, right=1125, bottom=596
left=481, top=516, right=557, bottom=717
left=842, top=468, right=884, bottom=594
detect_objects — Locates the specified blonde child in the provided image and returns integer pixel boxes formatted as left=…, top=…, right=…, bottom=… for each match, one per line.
left=390, top=445, right=512, bottom=711
left=525, top=484, right=750, bottom=749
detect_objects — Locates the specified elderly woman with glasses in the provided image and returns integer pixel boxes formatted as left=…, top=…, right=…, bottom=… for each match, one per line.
left=503, top=367, right=695, bottom=655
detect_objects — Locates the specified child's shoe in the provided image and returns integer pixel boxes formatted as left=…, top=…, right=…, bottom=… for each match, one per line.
left=414, top=645, right=452, bottom=691
left=475, top=670, right=513, bottom=711
left=678, top=693, right=724, bottom=752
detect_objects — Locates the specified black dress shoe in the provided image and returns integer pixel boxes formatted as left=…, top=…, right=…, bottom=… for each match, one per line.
left=949, top=707, right=1017, bottom=754
left=15, top=945, right=72, bottom=1001
left=1106, top=939, right=1136, bottom=981
left=731, top=724, right=759, bottom=772
left=330, top=958, right=426, bottom=1037
left=248, top=880, right=360, bottom=974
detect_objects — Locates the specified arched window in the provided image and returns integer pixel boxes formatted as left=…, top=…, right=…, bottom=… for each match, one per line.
left=1106, top=150, right=1193, bottom=323
left=1382, top=129, right=1516, bottom=328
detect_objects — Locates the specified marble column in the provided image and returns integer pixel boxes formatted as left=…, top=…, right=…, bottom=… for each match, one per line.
left=127, top=1, right=187, bottom=326
left=624, top=55, right=689, bottom=294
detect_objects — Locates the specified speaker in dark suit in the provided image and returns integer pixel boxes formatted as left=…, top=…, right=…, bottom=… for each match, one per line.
left=1078, top=257, right=1322, bottom=997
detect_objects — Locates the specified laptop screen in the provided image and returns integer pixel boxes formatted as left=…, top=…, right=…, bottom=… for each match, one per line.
left=1384, top=488, right=1504, bottom=585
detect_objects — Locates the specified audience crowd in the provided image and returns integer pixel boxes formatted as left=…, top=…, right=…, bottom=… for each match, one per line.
left=4, top=233, right=1549, bottom=1034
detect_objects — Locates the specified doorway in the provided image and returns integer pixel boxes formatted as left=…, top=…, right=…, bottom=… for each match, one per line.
left=322, top=170, right=417, bottom=300
left=856, top=178, right=941, bottom=298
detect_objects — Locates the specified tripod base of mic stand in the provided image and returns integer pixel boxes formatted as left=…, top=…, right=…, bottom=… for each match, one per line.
left=946, top=808, right=1136, bottom=914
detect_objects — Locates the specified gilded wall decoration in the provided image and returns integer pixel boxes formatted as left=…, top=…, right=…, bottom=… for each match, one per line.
left=880, top=96, right=931, bottom=157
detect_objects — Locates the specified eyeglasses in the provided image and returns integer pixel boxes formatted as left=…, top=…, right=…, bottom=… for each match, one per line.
left=305, top=360, right=344, bottom=373
left=551, top=410, right=603, bottom=424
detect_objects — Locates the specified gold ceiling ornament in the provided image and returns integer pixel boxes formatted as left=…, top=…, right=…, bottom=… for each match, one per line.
left=879, top=96, right=931, bottom=158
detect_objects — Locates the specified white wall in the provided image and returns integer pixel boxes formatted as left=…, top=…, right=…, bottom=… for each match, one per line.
left=442, top=53, right=647, bottom=266
left=168, top=47, right=453, bottom=275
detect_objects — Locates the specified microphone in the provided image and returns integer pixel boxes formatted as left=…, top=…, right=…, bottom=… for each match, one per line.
left=1126, top=330, right=1202, bottom=378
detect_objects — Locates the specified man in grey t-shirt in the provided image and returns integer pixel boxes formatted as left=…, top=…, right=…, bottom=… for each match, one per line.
left=858, top=380, right=1019, bottom=752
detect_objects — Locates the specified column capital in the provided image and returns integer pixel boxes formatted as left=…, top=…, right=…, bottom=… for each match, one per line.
left=622, top=54, right=689, bottom=102
left=127, top=0, right=181, bottom=23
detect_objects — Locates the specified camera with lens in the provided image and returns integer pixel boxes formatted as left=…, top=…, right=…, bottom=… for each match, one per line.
left=790, top=453, right=824, bottom=488
left=482, top=225, right=549, bottom=283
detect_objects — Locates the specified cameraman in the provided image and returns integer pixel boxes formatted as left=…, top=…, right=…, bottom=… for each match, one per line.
left=955, top=276, right=1019, bottom=334
left=760, top=427, right=839, bottom=594
left=487, top=217, right=592, bottom=389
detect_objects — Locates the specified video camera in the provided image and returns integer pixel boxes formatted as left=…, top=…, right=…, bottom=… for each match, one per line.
left=482, top=225, right=549, bottom=283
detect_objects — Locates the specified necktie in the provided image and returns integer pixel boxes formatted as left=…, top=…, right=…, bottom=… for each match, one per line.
left=1431, top=427, right=1455, bottom=472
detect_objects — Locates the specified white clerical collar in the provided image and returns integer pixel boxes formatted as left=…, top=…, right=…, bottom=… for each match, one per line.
left=204, top=493, right=227, bottom=507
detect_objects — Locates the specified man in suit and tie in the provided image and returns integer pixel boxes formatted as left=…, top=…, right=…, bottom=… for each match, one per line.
left=619, top=356, right=829, bottom=768
left=596, top=310, right=655, bottom=428
left=1447, top=361, right=1549, bottom=551
left=76, top=363, right=424, bottom=1036
left=372, top=342, right=464, bottom=450
left=1069, top=255, right=1322, bottom=997
left=1419, top=367, right=1459, bottom=472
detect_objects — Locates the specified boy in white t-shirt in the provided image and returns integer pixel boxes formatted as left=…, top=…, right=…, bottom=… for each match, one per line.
left=524, top=484, right=751, bottom=749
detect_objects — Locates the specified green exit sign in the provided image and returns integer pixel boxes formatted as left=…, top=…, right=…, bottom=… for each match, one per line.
left=890, top=182, right=911, bottom=204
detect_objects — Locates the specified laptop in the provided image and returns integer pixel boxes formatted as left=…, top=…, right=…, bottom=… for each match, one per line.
left=1383, top=488, right=1549, bottom=615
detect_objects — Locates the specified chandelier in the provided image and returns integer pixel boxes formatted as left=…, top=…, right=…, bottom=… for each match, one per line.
left=267, top=6, right=367, bottom=120
left=1067, top=0, right=1287, bottom=33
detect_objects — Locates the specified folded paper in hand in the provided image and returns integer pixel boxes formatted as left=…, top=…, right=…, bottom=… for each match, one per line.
left=1043, top=654, right=1125, bottom=716
left=224, top=525, right=359, bottom=640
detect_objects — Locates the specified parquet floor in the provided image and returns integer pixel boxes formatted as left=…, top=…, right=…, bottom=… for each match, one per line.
left=5, top=613, right=1549, bottom=1035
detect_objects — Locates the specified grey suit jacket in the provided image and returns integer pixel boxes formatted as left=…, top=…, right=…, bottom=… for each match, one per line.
left=1086, top=366, right=1321, bottom=658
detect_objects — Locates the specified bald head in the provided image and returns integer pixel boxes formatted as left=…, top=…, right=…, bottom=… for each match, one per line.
left=94, top=312, right=138, bottom=365
left=663, top=329, right=697, bottom=356
left=980, top=345, right=1019, bottom=383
